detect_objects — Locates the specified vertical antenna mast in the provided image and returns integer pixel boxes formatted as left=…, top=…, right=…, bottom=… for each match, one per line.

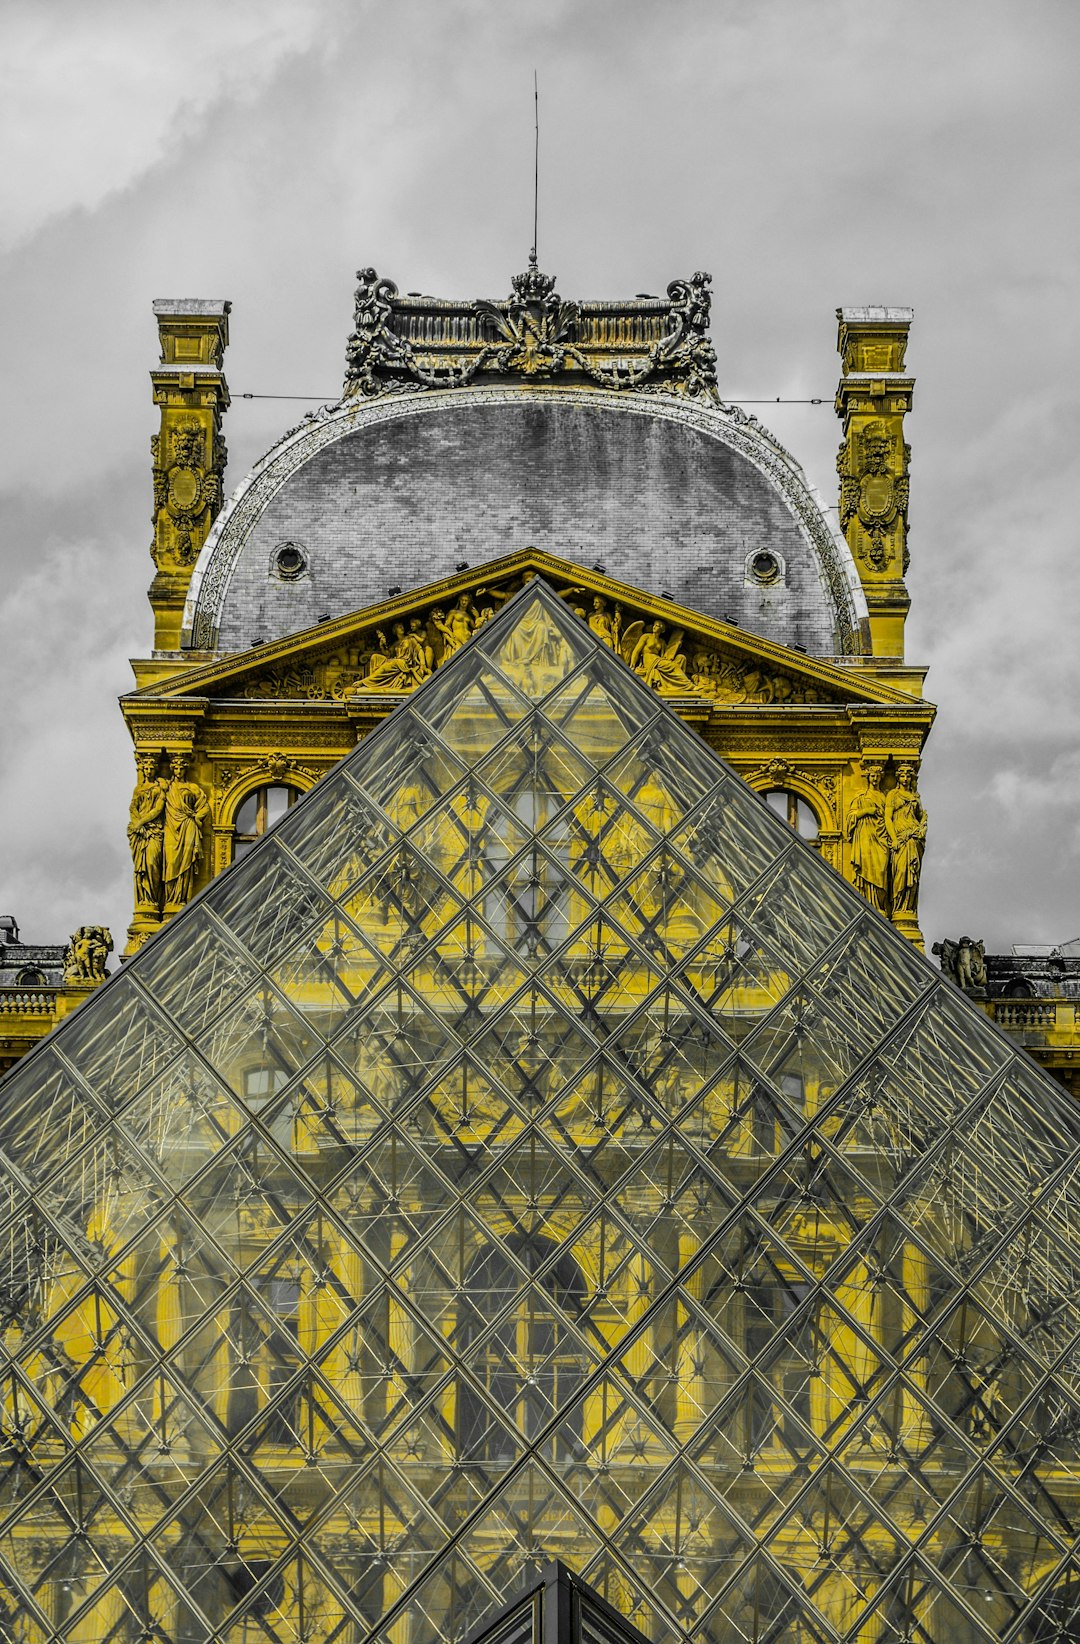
left=531, top=70, right=539, bottom=267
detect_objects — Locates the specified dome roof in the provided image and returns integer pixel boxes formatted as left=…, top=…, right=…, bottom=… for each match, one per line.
left=184, top=387, right=867, bottom=657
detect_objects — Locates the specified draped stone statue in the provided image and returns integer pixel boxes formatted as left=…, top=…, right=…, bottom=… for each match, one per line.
left=356, top=622, right=432, bottom=692
left=885, top=763, right=927, bottom=922
left=164, top=753, right=211, bottom=911
left=625, top=621, right=694, bottom=694
left=845, top=766, right=891, bottom=915
left=586, top=596, right=621, bottom=650
left=127, top=750, right=168, bottom=915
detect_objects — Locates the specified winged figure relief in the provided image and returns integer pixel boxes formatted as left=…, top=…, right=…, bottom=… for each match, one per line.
left=623, top=621, right=695, bottom=695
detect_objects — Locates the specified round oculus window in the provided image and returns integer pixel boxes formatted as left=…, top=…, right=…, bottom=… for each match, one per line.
left=272, top=541, right=308, bottom=580
left=748, top=549, right=782, bottom=585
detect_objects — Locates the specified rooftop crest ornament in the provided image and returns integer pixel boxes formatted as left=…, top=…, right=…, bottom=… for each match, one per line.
left=474, top=254, right=580, bottom=378
left=342, top=264, right=724, bottom=404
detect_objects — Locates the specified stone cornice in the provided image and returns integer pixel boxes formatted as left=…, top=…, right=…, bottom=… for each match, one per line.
left=135, top=551, right=922, bottom=710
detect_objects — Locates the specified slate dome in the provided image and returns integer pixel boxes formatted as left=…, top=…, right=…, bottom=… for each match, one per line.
left=184, top=387, right=868, bottom=656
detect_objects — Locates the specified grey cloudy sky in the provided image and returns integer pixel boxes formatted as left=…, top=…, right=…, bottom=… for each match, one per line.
left=2, top=0, right=1078, bottom=956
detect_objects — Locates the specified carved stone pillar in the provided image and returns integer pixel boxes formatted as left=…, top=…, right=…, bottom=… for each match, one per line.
left=835, top=307, right=914, bottom=659
left=149, top=299, right=231, bottom=652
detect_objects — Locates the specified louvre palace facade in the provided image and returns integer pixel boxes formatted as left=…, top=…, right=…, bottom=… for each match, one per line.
left=1, top=265, right=1079, bottom=1643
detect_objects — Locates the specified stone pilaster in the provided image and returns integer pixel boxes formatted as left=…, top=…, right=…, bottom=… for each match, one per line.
left=149, top=299, right=231, bottom=652
left=835, top=307, right=914, bottom=660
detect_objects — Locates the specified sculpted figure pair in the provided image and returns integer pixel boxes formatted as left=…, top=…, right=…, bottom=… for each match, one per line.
left=362, top=619, right=434, bottom=692
left=64, top=925, right=113, bottom=983
left=128, top=751, right=210, bottom=918
left=845, top=763, right=927, bottom=922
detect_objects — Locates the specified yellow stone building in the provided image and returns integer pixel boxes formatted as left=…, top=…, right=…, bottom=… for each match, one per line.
left=3, top=271, right=939, bottom=1073
left=3, top=267, right=1080, bottom=1644
left=126, top=275, right=930, bottom=949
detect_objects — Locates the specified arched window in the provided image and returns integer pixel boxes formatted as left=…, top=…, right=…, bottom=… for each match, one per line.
left=763, top=789, right=819, bottom=841
left=15, top=967, right=46, bottom=986
left=232, top=785, right=300, bottom=860
left=457, top=1234, right=586, bottom=1463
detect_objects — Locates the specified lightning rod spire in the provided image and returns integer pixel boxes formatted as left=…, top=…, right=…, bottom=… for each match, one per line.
left=531, top=70, right=539, bottom=269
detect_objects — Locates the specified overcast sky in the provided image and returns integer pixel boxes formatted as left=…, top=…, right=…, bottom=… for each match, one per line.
left=2, top=0, right=1078, bottom=959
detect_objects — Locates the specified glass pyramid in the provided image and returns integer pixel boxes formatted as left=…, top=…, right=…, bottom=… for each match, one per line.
left=1, top=581, right=1079, bottom=1644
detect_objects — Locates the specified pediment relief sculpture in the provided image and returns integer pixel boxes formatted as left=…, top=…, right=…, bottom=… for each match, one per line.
left=234, top=578, right=840, bottom=709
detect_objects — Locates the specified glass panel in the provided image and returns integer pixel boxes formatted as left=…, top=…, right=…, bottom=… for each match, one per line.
left=0, top=581, right=1076, bottom=1642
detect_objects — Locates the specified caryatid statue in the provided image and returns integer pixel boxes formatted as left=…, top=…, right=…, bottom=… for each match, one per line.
left=164, top=753, right=211, bottom=911
left=127, top=750, right=168, bottom=915
left=886, top=763, right=927, bottom=923
left=845, top=764, right=890, bottom=916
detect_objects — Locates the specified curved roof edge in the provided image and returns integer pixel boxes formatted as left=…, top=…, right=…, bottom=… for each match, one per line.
left=183, top=385, right=869, bottom=656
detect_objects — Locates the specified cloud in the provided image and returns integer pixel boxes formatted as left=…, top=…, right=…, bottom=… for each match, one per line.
left=2, top=0, right=1078, bottom=958
left=0, top=1, right=335, bottom=251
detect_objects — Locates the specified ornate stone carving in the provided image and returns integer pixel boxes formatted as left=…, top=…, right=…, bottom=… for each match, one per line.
left=845, top=764, right=890, bottom=915
left=232, top=574, right=838, bottom=710
left=571, top=274, right=719, bottom=401
left=163, top=753, right=211, bottom=911
left=244, top=661, right=322, bottom=700
left=351, top=621, right=433, bottom=693
left=212, top=754, right=322, bottom=817
left=837, top=419, right=910, bottom=574
left=623, top=621, right=695, bottom=694
left=343, top=269, right=426, bottom=399
left=127, top=750, right=168, bottom=916
left=886, top=763, right=926, bottom=923
left=152, top=421, right=221, bottom=566
left=63, top=926, right=113, bottom=983
left=933, top=936, right=987, bottom=993
left=475, top=259, right=580, bottom=379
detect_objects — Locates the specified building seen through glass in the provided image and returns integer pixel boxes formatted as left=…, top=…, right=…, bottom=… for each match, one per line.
left=0, top=267, right=1078, bottom=1644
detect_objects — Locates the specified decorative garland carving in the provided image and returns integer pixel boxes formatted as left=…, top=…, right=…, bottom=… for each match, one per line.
left=211, top=753, right=322, bottom=822
left=837, top=419, right=910, bottom=574
left=151, top=421, right=227, bottom=567
left=342, top=263, right=723, bottom=405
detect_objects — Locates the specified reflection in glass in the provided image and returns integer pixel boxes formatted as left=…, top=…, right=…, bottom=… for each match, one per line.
left=0, top=585, right=1077, bottom=1643
left=233, top=783, right=300, bottom=858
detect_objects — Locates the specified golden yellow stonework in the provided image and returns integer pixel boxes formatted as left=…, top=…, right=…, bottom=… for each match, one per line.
left=835, top=307, right=914, bottom=659
left=120, top=548, right=935, bottom=958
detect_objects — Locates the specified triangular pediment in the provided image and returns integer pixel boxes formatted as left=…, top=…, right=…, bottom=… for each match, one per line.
left=133, top=548, right=919, bottom=709
left=2, top=583, right=1072, bottom=1642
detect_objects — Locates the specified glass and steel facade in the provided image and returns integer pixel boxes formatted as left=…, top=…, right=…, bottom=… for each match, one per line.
left=1, top=585, right=1078, bottom=1642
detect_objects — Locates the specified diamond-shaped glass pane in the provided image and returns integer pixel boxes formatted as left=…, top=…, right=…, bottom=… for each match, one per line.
left=0, top=580, right=1076, bottom=1642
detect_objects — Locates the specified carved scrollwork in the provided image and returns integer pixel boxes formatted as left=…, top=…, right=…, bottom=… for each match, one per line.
left=475, top=257, right=581, bottom=379
left=837, top=419, right=910, bottom=574
left=151, top=420, right=221, bottom=566
left=344, top=268, right=491, bottom=398
left=341, top=265, right=725, bottom=403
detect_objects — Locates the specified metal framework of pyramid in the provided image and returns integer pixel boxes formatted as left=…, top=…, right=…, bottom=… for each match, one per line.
left=1, top=581, right=1079, bottom=1644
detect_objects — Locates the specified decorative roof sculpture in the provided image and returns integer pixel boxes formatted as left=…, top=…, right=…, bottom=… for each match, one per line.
left=0, top=585, right=1066, bottom=1643
left=343, top=258, right=723, bottom=405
